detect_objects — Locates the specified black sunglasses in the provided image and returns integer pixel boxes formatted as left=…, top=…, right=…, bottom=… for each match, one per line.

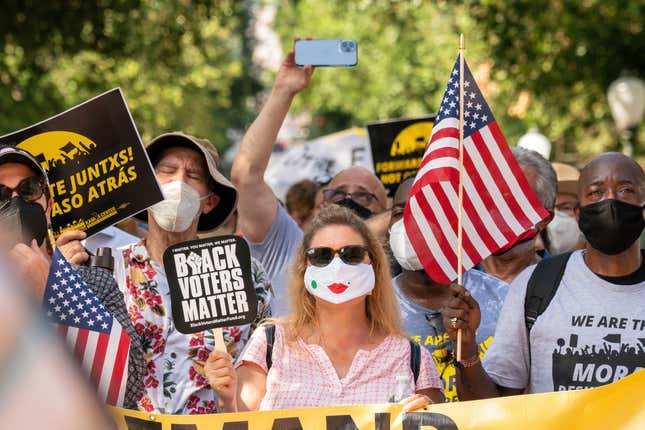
left=305, top=245, right=369, bottom=267
left=0, top=176, right=46, bottom=206
left=321, top=189, right=378, bottom=207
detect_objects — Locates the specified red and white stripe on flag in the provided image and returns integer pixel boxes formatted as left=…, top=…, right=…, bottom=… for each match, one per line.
left=404, top=55, right=549, bottom=283
left=59, top=323, right=130, bottom=406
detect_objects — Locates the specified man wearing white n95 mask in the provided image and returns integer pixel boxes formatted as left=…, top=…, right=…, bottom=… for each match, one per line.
left=150, top=178, right=213, bottom=232
left=112, top=132, right=272, bottom=415
left=386, top=177, right=508, bottom=402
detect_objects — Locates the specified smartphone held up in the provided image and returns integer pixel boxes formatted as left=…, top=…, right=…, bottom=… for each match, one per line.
left=294, top=39, right=358, bottom=67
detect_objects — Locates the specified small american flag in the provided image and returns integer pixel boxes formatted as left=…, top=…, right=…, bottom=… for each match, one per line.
left=404, top=55, right=549, bottom=283
left=43, top=249, right=130, bottom=406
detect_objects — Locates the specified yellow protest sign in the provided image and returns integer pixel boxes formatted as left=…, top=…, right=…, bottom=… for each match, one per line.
left=367, top=117, right=435, bottom=195
left=108, top=368, right=645, bottom=429
left=0, top=89, right=163, bottom=238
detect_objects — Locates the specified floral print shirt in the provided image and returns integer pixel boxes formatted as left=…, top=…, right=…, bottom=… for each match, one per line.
left=114, top=240, right=272, bottom=414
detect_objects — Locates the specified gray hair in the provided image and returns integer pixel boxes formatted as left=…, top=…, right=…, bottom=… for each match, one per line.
left=511, top=146, right=557, bottom=209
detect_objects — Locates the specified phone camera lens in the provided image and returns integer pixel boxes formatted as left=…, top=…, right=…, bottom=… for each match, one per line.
left=340, top=40, right=355, bottom=53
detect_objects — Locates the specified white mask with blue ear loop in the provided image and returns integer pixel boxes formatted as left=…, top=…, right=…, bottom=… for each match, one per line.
left=388, top=218, right=424, bottom=271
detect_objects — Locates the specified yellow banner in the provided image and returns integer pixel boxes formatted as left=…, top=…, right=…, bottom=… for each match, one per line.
left=108, top=369, right=645, bottom=429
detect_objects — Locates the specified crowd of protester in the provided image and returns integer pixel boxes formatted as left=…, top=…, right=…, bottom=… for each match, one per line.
left=1, top=43, right=644, bottom=417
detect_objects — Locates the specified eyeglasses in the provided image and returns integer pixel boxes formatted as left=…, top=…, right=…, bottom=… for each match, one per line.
left=305, top=245, right=369, bottom=267
left=0, top=177, right=46, bottom=207
left=322, top=189, right=378, bottom=207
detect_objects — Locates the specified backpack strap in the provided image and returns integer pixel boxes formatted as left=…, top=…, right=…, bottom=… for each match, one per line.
left=409, top=339, right=421, bottom=385
left=524, top=252, right=573, bottom=334
left=265, top=324, right=276, bottom=371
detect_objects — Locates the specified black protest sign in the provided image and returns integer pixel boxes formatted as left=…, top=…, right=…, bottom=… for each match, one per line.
left=367, top=116, right=436, bottom=195
left=163, top=235, right=258, bottom=334
left=0, top=88, right=162, bottom=238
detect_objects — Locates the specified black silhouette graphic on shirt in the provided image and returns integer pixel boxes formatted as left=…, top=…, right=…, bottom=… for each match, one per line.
left=551, top=333, right=645, bottom=391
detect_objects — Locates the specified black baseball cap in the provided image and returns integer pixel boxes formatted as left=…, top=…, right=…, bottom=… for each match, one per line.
left=0, top=145, right=50, bottom=191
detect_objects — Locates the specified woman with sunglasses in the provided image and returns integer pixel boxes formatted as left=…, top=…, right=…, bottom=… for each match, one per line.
left=206, top=205, right=444, bottom=411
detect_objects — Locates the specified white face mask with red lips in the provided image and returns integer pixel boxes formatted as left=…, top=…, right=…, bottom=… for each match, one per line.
left=303, top=257, right=375, bottom=304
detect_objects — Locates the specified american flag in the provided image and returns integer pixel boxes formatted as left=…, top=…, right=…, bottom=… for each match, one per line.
left=404, top=55, right=549, bottom=283
left=43, top=249, right=130, bottom=406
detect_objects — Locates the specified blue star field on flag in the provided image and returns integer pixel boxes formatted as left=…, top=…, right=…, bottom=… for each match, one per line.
left=43, top=249, right=113, bottom=334
left=434, top=56, right=494, bottom=138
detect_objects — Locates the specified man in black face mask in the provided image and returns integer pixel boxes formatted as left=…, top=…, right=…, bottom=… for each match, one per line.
left=319, top=166, right=388, bottom=218
left=0, top=145, right=147, bottom=408
left=442, top=151, right=645, bottom=400
left=576, top=153, right=645, bottom=256
left=0, top=145, right=97, bottom=291
left=0, top=145, right=55, bottom=296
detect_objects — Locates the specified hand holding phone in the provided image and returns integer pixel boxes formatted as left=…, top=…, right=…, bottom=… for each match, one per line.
left=294, top=39, right=358, bottom=67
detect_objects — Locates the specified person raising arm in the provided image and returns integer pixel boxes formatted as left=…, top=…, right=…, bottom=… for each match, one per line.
left=230, top=39, right=314, bottom=243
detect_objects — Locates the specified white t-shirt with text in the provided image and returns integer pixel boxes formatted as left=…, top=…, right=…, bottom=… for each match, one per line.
left=483, top=250, right=645, bottom=393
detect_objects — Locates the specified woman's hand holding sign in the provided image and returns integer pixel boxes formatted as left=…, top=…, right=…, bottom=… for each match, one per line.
left=163, top=236, right=258, bottom=412
left=399, top=393, right=436, bottom=412
left=204, top=350, right=238, bottom=412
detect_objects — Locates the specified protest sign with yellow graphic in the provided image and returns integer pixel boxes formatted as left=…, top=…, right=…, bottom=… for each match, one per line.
left=0, top=88, right=162, bottom=238
left=367, top=116, right=435, bottom=195
left=18, top=131, right=98, bottom=171
left=108, top=368, right=645, bottom=429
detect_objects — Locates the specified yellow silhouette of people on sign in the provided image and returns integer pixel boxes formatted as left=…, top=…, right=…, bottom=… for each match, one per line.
left=389, top=121, right=433, bottom=157
left=377, top=121, right=434, bottom=186
left=17, top=131, right=97, bottom=172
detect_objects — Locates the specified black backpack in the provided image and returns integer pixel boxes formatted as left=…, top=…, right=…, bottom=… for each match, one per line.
left=524, top=252, right=572, bottom=334
left=264, top=324, right=421, bottom=384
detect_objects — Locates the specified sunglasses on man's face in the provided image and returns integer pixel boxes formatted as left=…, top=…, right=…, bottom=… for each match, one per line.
left=305, top=245, right=369, bottom=267
left=0, top=176, right=46, bottom=207
left=321, top=189, right=378, bottom=207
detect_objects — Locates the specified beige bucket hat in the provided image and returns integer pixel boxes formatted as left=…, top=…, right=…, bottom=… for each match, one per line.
left=142, top=132, right=238, bottom=232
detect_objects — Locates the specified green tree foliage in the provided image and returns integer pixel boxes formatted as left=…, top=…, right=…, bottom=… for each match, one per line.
left=0, top=0, right=260, bottom=147
left=273, top=1, right=483, bottom=135
left=274, top=0, right=645, bottom=161
left=470, top=0, right=645, bottom=160
left=2, top=1, right=643, bottom=160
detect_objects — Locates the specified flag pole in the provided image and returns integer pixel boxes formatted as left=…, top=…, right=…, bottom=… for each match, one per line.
left=456, top=34, right=465, bottom=362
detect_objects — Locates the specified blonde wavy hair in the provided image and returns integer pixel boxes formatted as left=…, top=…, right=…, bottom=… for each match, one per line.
left=278, top=204, right=404, bottom=340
